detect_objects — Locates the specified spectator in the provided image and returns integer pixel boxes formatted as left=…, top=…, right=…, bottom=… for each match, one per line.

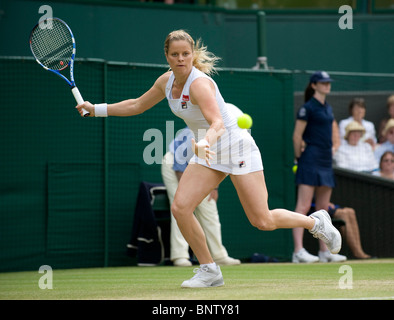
left=374, top=119, right=394, bottom=163
left=161, top=125, right=241, bottom=267
left=372, top=151, right=394, bottom=180
left=338, top=98, right=377, bottom=149
left=333, top=121, right=378, bottom=172
left=378, top=94, right=394, bottom=143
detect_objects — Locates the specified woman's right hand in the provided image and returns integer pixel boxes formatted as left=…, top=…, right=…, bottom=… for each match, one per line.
left=76, top=101, right=95, bottom=117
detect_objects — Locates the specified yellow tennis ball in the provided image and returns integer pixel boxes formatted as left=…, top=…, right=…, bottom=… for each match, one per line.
left=237, top=113, right=253, bottom=129
left=292, top=164, right=298, bottom=174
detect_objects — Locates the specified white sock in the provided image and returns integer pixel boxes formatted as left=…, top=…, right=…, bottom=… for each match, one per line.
left=201, top=262, right=217, bottom=270
left=310, top=216, right=319, bottom=233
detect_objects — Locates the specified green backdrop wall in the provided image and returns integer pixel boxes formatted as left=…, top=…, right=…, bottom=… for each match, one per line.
left=1, top=0, right=394, bottom=73
left=0, top=57, right=295, bottom=271
left=2, top=0, right=392, bottom=272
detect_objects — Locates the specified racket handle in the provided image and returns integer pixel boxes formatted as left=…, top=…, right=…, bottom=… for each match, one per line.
left=71, top=87, right=90, bottom=117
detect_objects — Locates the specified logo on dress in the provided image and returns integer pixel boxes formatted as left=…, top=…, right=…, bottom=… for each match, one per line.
left=181, top=95, right=189, bottom=109
left=298, top=107, right=306, bottom=118
left=239, top=161, right=246, bottom=168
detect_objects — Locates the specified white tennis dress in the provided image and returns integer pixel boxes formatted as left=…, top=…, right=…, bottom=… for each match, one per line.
left=165, top=66, right=263, bottom=175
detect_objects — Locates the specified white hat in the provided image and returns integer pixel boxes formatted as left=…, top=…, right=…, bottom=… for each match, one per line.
left=345, top=121, right=366, bottom=140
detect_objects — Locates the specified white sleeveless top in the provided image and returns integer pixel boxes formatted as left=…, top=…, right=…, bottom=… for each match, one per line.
left=165, top=67, right=263, bottom=175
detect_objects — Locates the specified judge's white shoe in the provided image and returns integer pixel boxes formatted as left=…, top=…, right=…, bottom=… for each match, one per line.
left=292, top=248, right=319, bottom=263
left=215, top=256, right=241, bottom=266
left=173, top=258, right=192, bottom=267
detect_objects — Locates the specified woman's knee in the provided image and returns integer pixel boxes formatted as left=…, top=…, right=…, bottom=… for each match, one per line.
left=249, top=211, right=276, bottom=231
left=341, top=207, right=356, bottom=221
left=295, top=203, right=311, bottom=215
left=170, top=201, right=182, bottom=220
left=344, top=207, right=356, bottom=216
left=171, top=199, right=193, bottom=221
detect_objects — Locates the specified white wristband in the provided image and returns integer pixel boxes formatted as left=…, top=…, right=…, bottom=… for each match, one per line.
left=196, top=138, right=210, bottom=147
left=94, top=103, right=108, bottom=117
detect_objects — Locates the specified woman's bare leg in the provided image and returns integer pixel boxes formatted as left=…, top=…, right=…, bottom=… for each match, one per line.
left=231, top=171, right=341, bottom=254
left=171, top=163, right=226, bottom=264
left=230, top=171, right=315, bottom=231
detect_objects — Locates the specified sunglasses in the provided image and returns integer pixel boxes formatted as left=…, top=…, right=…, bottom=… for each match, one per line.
left=382, top=159, right=394, bottom=163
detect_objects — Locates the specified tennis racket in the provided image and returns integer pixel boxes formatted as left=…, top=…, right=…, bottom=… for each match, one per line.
left=29, top=17, right=89, bottom=117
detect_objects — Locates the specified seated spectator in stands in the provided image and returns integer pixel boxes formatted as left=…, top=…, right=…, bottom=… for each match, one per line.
left=339, top=98, right=377, bottom=148
left=334, top=121, right=378, bottom=172
left=372, top=151, right=394, bottom=180
left=374, top=119, right=394, bottom=163
left=309, top=203, right=371, bottom=260
left=378, top=95, right=394, bottom=143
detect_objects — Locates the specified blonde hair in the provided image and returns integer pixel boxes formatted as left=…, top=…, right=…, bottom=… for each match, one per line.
left=164, top=30, right=220, bottom=76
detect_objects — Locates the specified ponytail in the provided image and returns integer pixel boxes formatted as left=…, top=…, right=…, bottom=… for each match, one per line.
left=304, top=83, right=315, bottom=103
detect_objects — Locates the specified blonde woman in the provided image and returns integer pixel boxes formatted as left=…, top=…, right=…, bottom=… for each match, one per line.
left=77, top=30, right=341, bottom=288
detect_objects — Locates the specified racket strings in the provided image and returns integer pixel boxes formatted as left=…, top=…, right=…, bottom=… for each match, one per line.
left=30, top=19, right=74, bottom=71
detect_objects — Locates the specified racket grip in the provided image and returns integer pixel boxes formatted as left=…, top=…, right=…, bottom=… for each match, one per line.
left=71, top=87, right=90, bottom=117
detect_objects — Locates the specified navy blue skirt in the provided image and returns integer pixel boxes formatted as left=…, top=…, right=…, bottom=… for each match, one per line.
left=295, top=146, right=335, bottom=188
left=296, top=164, right=335, bottom=187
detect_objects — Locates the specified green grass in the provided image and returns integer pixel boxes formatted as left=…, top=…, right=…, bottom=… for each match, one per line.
left=1, top=259, right=393, bottom=300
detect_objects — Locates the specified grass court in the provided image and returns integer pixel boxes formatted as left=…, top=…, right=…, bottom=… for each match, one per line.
left=1, top=259, right=393, bottom=300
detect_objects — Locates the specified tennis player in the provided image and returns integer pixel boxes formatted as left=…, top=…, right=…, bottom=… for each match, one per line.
left=77, top=30, right=341, bottom=288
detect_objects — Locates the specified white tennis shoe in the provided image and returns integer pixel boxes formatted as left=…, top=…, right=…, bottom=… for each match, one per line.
left=215, top=256, right=241, bottom=266
left=173, top=258, right=192, bottom=267
left=309, top=210, right=342, bottom=254
left=181, top=265, right=224, bottom=288
left=292, top=248, right=319, bottom=263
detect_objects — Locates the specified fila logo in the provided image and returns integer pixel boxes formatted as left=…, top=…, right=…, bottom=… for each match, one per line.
left=181, top=101, right=187, bottom=109
left=239, top=161, right=246, bottom=168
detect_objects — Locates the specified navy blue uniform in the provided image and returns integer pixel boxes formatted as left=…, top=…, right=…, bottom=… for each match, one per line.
left=295, top=97, right=335, bottom=187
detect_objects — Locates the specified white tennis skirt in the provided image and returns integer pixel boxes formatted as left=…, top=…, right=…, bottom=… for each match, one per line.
left=189, top=128, right=264, bottom=175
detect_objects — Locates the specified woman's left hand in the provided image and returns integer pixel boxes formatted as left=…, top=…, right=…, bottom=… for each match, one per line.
left=191, top=138, right=215, bottom=167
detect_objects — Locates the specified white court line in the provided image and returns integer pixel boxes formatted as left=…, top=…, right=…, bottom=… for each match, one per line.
left=326, top=296, right=394, bottom=300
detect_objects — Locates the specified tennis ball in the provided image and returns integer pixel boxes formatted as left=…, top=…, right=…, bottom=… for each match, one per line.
left=237, top=113, right=253, bottom=129
left=292, top=164, right=298, bottom=174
